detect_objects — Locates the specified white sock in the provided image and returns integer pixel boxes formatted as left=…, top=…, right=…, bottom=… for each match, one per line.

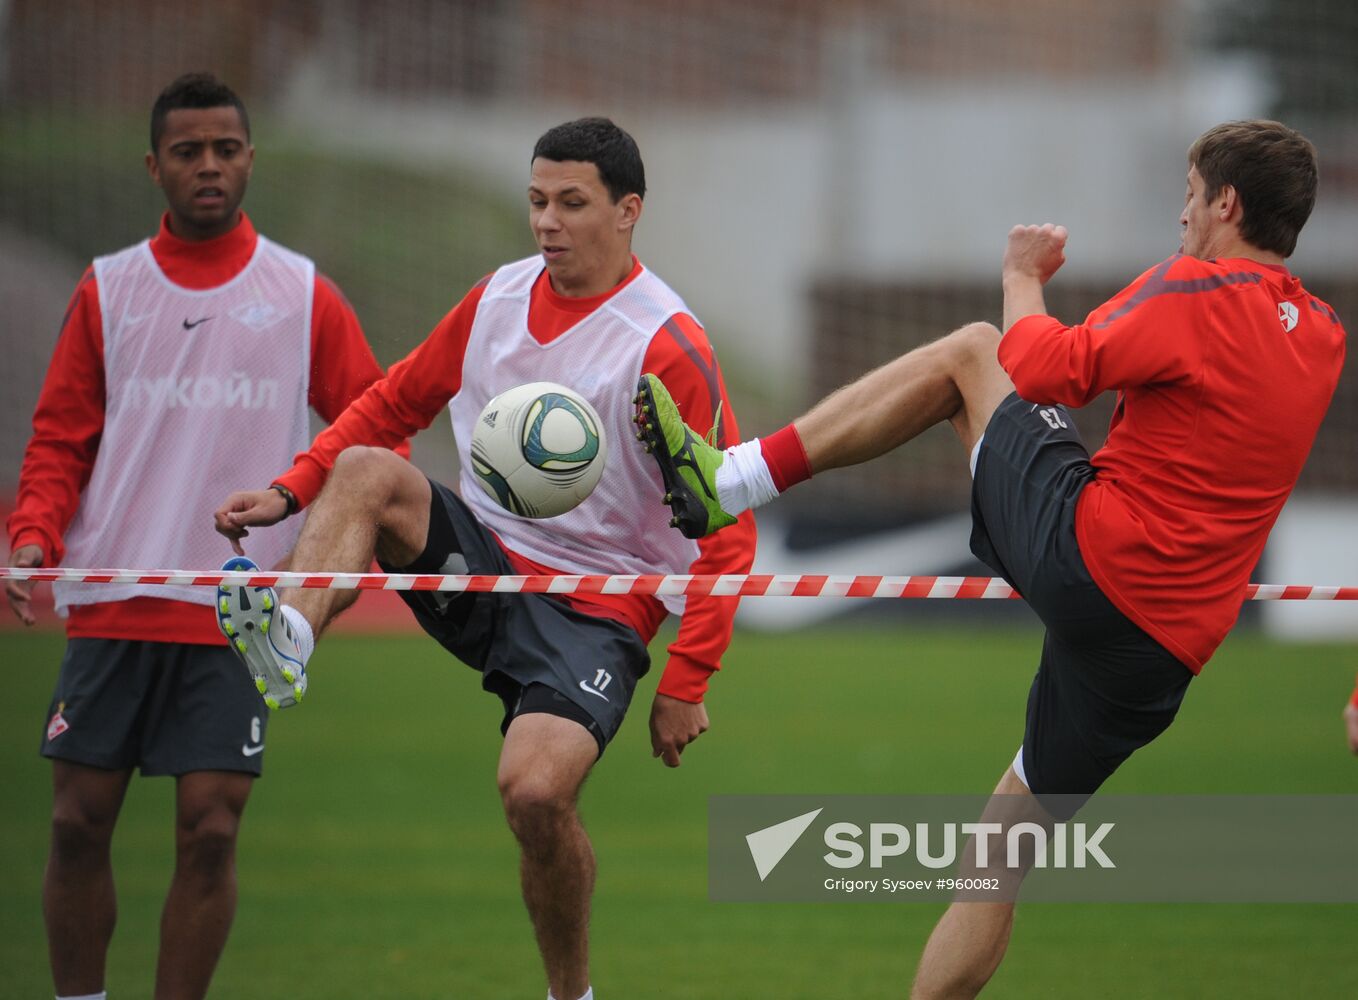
left=281, top=605, right=315, bottom=662
left=57, top=993, right=107, bottom=1000
left=547, top=989, right=593, bottom=1000
left=715, top=438, right=779, bottom=515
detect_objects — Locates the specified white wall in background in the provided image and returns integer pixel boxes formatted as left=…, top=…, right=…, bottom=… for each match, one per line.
left=286, top=58, right=1358, bottom=398
left=1261, top=497, right=1358, bottom=641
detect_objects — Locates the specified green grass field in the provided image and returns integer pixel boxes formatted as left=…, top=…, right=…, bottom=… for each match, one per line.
left=1, top=624, right=1356, bottom=998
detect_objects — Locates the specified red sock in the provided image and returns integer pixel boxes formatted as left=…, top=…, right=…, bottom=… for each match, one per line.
left=758, top=424, right=812, bottom=493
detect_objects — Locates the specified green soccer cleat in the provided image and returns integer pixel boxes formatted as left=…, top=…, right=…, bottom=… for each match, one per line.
left=633, top=373, right=738, bottom=539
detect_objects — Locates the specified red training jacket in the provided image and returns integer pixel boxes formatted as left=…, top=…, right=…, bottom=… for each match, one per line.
left=1001, top=254, right=1345, bottom=671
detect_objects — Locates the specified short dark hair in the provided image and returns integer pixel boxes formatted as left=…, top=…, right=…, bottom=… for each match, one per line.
left=532, top=117, right=645, bottom=202
left=1188, top=119, right=1317, bottom=258
left=150, top=72, right=250, bottom=154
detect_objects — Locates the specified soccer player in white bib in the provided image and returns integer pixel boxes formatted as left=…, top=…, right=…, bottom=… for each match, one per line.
left=213, top=118, right=758, bottom=1000
left=4, top=74, right=396, bottom=1000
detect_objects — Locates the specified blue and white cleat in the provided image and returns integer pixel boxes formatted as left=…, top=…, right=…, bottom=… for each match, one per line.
left=216, top=556, right=308, bottom=709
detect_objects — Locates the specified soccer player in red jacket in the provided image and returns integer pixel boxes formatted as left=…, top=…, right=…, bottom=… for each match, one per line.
left=212, top=118, right=757, bottom=1000
left=635, top=119, right=1343, bottom=998
left=5, top=74, right=397, bottom=1000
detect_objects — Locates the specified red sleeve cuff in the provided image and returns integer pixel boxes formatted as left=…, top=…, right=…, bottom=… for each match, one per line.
left=9, top=527, right=61, bottom=567
left=998, top=313, right=1064, bottom=361
left=273, top=462, right=327, bottom=511
left=656, top=652, right=715, bottom=703
left=1004, top=312, right=1064, bottom=337
left=1349, top=684, right=1358, bottom=709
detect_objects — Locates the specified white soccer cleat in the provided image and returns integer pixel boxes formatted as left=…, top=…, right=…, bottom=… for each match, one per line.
left=216, top=556, right=308, bottom=709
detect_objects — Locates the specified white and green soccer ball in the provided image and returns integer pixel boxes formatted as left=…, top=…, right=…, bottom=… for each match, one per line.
left=470, top=381, right=607, bottom=518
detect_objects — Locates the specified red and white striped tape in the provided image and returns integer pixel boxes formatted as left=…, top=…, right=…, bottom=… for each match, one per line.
left=4, top=567, right=1357, bottom=601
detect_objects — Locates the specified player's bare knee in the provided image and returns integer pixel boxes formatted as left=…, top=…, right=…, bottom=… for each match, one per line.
left=500, top=773, right=575, bottom=843
left=328, top=446, right=427, bottom=522
left=176, top=810, right=240, bottom=878
left=946, top=322, right=1011, bottom=443
left=499, top=771, right=572, bottom=817
left=950, top=321, right=1002, bottom=363
left=330, top=446, right=404, bottom=496
left=49, top=806, right=113, bottom=863
left=920, top=322, right=1000, bottom=389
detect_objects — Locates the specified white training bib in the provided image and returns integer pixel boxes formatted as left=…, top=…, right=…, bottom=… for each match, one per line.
left=55, top=236, right=314, bottom=612
left=449, top=257, right=703, bottom=615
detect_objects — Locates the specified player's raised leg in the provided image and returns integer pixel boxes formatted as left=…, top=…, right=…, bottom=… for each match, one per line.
left=155, top=771, right=253, bottom=999
left=795, top=320, right=1011, bottom=471
left=278, top=446, right=431, bottom=627
left=44, top=761, right=132, bottom=998
left=497, top=713, right=601, bottom=1000
left=216, top=445, right=432, bottom=707
left=635, top=321, right=1012, bottom=537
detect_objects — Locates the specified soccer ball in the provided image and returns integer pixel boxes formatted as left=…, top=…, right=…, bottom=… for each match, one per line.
left=470, top=382, right=608, bottom=518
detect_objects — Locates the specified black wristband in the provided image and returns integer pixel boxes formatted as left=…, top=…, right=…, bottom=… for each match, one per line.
left=270, top=483, right=298, bottom=516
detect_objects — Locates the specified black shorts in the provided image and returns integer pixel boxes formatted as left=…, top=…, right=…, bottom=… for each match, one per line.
left=971, top=393, right=1192, bottom=816
left=40, top=638, right=269, bottom=776
left=380, top=479, right=651, bottom=755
